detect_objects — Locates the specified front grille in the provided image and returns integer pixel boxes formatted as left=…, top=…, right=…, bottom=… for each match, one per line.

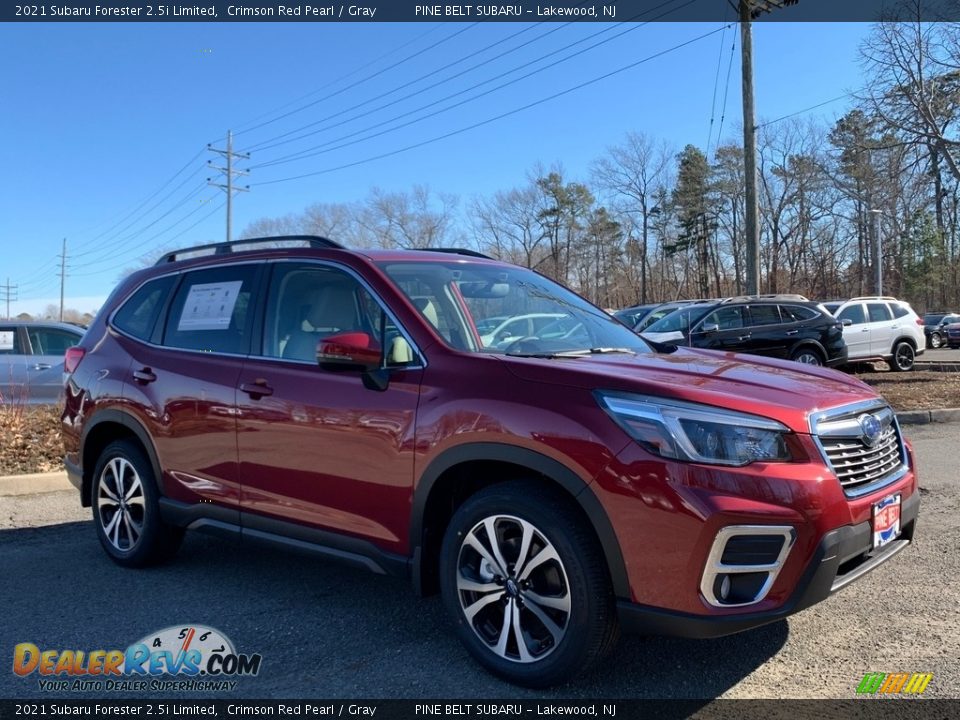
left=810, top=401, right=907, bottom=497
left=821, top=426, right=902, bottom=490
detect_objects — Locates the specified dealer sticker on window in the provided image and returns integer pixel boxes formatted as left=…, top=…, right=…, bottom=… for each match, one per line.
left=872, top=493, right=901, bottom=549
left=0, top=331, right=13, bottom=351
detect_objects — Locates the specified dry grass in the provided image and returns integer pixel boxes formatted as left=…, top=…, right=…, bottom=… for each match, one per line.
left=0, top=404, right=64, bottom=475
left=854, top=368, right=960, bottom=411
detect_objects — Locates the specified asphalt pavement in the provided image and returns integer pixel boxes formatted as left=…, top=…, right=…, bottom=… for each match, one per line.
left=0, top=423, right=956, bottom=700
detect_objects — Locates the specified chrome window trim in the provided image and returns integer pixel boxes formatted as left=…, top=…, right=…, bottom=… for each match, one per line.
left=108, top=257, right=427, bottom=371
left=699, top=525, right=796, bottom=608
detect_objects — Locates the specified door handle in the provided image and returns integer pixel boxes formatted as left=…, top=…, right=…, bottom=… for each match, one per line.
left=31, top=363, right=52, bottom=370
left=240, top=379, right=274, bottom=398
left=861, top=328, right=870, bottom=333
left=785, top=330, right=799, bottom=336
left=132, top=367, right=157, bottom=384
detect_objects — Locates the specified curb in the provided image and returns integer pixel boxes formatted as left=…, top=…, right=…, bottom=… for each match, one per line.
left=0, top=471, right=71, bottom=496
left=895, top=407, right=960, bottom=425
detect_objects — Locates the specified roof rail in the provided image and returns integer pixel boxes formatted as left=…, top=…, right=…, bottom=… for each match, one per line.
left=720, top=293, right=809, bottom=303
left=414, top=247, right=493, bottom=259
left=848, top=295, right=898, bottom=301
left=155, top=235, right=344, bottom=265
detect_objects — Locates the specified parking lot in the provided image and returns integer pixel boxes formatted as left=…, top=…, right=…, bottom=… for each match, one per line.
left=0, top=422, right=956, bottom=701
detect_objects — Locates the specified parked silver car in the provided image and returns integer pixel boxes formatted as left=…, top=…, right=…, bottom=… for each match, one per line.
left=0, top=321, right=85, bottom=405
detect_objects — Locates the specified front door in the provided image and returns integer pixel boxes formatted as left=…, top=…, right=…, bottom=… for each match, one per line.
left=236, top=262, right=423, bottom=556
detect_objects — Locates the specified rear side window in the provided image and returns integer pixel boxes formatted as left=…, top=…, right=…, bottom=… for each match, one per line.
left=162, top=266, right=259, bottom=354
left=113, top=276, right=176, bottom=341
left=868, top=303, right=892, bottom=322
left=26, top=328, right=81, bottom=355
left=889, top=303, right=910, bottom=319
left=747, top=305, right=781, bottom=326
left=781, top=305, right=818, bottom=322
left=0, top=327, right=21, bottom=354
left=838, top=304, right=866, bottom=325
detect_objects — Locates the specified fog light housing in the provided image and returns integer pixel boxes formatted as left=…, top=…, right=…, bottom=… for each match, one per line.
left=701, top=526, right=795, bottom=608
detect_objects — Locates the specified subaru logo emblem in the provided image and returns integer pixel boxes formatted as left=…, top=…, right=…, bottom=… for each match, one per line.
left=858, top=413, right=883, bottom=447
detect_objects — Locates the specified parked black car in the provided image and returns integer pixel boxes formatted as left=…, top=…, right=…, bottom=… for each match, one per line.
left=612, top=303, right=658, bottom=329
left=641, top=296, right=847, bottom=367
left=923, top=312, right=960, bottom=349
left=946, top=320, right=960, bottom=349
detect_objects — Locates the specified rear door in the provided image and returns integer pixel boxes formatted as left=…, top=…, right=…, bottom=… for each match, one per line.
left=866, top=302, right=895, bottom=356
left=743, top=304, right=785, bottom=358
left=118, top=264, right=263, bottom=517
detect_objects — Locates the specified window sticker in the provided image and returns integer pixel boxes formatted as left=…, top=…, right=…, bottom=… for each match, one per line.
left=0, top=331, right=14, bottom=350
left=177, top=281, right=243, bottom=331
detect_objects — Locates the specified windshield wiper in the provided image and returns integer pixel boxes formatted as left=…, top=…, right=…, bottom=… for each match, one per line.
left=507, top=347, right=637, bottom=359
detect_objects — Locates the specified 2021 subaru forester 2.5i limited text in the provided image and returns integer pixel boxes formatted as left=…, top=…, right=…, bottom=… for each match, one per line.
left=62, top=236, right=919, bottom=687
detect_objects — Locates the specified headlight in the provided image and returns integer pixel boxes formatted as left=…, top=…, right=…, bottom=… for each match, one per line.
left=596, top=392, right=792, bottom=466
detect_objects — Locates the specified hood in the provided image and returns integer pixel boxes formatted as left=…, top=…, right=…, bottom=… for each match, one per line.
left=500, top=347, right=882, bottom=433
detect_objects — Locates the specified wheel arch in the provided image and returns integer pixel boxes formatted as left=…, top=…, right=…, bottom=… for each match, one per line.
left=788, top=340, right=827, bottom=361
left=409, top=442, right=629, bottom=600
left=80, top=410, right=163, bottom=507
left=891, top=335, right=918, bottom=353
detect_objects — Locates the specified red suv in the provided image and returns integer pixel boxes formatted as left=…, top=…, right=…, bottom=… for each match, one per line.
left=62, top=237, right=919, bottom=687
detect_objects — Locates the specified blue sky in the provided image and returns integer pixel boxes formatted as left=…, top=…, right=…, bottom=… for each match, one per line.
left=0, top=20, right=870, bottom=315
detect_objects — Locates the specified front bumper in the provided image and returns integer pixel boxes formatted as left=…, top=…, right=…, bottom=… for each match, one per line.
left=617, top=490, right=919, bottom=638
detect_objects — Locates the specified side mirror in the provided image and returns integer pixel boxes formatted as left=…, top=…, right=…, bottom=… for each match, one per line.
left=702, top=322, right=719, bottom=333
left=842, top=319, right=853, bottom=327
left=317, top=332, right=381, bottom=372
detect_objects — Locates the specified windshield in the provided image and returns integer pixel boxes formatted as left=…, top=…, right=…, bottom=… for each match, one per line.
left=822, top=303, right=841, bottom=315
left=378, top=261, right=652, bottom=356
left=643, top=304, right=713, bottom=334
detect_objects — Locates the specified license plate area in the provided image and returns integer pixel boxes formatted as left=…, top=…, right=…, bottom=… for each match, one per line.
left=872, top=493, right=901, bottom=549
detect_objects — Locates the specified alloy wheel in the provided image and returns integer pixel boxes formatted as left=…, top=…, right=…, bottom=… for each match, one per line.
left=97, top=457, right=146, bottom=552
left=456, top=515, right=570, bottom=663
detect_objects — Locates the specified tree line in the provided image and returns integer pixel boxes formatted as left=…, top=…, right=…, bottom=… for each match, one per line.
left=241, top=13, right=960, bottom=314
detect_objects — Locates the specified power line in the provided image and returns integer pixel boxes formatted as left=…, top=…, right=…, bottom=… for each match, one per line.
left=714, top=26, right=738, bottom=152
left=229, top=24, right=447, bottom=138
left=756, top=93, right=852, bottom=129
left=243, top=22, right=567, bottom=155
left=70, top=148, right=207, bottom=259
left=254, top=24, right=730, bottom=188
left=252, top=0, right=695, bottom=172
left=706, top=17, right=730, bottom=157
left=234, top=23, right=480, bottom=145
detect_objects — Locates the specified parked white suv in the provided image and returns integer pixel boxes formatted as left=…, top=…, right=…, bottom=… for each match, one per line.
left=822, top=296, right=924, bottom=371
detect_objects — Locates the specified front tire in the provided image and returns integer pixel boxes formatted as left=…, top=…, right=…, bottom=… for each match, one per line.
left=930, top=332, right=943, bottom=349
left=888, top=341, right=915, bottom=372
left=92, top=440, right=183, bottom=567
left=439, top=481, right=618, bottom=688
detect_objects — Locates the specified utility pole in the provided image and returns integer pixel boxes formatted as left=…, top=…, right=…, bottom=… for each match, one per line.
left=0, top=278, right=17, bottom=320
left=870, top=208, right=883, bottom=295
left=740, top=0, right=760, bottom=296
left=208, top=130, right=250, bottom=243
left=58, top=238, right=67, bottom=322
left=738, top=0, right=797, bottom=296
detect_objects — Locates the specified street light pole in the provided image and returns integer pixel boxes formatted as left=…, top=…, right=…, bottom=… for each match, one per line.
left=869, top=209, right=883, bottom=295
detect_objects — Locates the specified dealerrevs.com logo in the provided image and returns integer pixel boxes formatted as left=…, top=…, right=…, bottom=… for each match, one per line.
left=13, top=625, right=262, bottom=692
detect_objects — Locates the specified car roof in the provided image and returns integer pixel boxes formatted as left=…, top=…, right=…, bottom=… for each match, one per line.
left=2, top=320, right=85, bottom=333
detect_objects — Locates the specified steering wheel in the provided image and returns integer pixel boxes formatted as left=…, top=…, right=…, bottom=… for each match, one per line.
left=500, top=336, right=544, bottom=354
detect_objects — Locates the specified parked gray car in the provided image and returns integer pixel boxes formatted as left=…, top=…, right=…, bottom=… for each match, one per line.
left=0, top=321, right=85, bottom=405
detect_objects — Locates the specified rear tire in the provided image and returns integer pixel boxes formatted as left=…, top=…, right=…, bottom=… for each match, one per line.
left=439, top=481, right=618, bottom=688
left=888, top=341, right=915, bottom=372
left=930, top=332, right=943, bottom=349
left=790, top=347, right=823, bottom=366
left=91, top=440, right=183, bottom=567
